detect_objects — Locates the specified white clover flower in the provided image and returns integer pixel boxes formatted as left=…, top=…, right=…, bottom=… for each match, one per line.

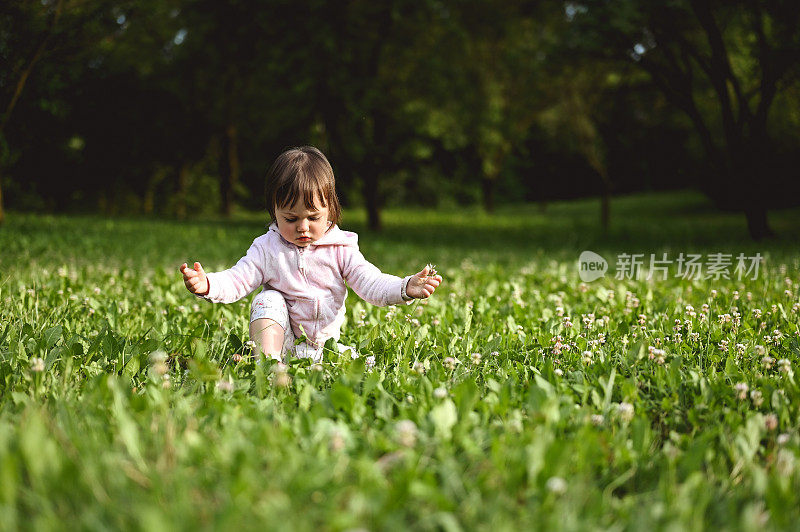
left=470, top=352, right=482, bottom=365
left=412, top=361, right=426, bottom=374
left=192, top=303, right=200, bottom=312
left=734, top=382, right=749, bottom=400
left=581, top=350, right=593, bottom=365
left=777, top=359, right=791, bottom=373
left=617, top=402, right=634, bottom=422
left=311, top=363, right=323, bottom=372
left=161, top=374, right=172, bottom=389
left=590, top=414, right=604, bottom=426
left=777, top=433, right=790, bottom=446
left=396, top=420, right=418, bottom=447
left=710, top=289, right=718, bottom=298
left=244, top=340, right=257, bottom=351
left=752, top=308, right=762, bottom=319
left=273, top=372, right=291, bottom=388
left=562, top=316, right=573, bottom=328
left=433, top=386, right=447, bottom=399
left=365, top=355, right=376, bottom=369
left=177, top=305, right=186, bottom=313
left=272, top=363, right=291, bottom=387
left=765, top=413, right=778, bottom=431
left=30, top=357, right=45, bottom=373
left=554, top=368, right=564, bottom=377
left=735, top=343, right=746, bottom=356
left=216, top=379, right=233, bottom=393
left=329, top=428, right=346, bottom=453
left=718, top=340, right=729, bottom=352
left=545, top=476, right=567, bottom=495
left=443, top=356, right=459, bottom=370
left=761, top=355, right=775, bottom=369
left=490, top=351, right=499, bottom=358
left=432, top=317, right=441, bottom=326
left=149, top=351, right=168, bottom=376
left=750, top=390, right=763, bottom=407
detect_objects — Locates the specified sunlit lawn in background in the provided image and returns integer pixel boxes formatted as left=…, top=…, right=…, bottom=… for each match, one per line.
left=1, top=190, right=799, bottom=529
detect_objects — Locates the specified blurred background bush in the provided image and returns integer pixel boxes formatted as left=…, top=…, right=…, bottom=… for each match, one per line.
left=1, top=0, right=798, bottom=238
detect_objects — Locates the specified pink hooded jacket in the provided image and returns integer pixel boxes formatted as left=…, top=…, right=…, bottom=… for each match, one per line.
left=203, top=224, right=410, bottom=346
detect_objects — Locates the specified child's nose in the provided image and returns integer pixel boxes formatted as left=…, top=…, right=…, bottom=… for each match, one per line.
left=298, top=219, right=309, bottom=231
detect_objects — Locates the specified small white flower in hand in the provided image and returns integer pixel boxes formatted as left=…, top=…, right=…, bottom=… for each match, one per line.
left=406, top=264, right=443, bottom=299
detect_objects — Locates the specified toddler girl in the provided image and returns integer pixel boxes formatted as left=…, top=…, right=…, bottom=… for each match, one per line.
left=180, top=146, right=442, bottom=362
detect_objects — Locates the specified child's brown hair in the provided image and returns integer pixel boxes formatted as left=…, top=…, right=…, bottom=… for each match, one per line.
left=265, top=146, right=342, bottom=226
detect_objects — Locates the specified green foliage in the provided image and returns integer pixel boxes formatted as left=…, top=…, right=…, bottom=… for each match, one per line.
left=1, top=192, right=800, bottom=528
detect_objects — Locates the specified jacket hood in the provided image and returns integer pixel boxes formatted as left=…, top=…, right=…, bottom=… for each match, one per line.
left=268, top=223, right=358, bottom=248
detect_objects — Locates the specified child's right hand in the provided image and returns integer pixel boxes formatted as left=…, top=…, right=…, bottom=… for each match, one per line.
left=180, top=262, right=209, bottom=296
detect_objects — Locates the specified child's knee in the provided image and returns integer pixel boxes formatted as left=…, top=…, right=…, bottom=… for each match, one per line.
left=250, top=289, right=289, bottom=331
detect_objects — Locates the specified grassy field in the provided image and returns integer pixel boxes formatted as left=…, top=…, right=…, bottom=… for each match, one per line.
left=1, top=190, right=800, bottom=530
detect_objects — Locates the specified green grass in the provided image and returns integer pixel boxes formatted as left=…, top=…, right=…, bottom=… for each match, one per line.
left=1, top=190, right=800, bottom=530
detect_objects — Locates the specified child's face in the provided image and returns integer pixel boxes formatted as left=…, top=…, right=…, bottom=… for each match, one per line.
left=275, top=199, right=330, bottom=247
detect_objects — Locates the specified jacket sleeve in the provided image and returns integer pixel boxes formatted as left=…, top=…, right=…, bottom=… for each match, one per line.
left=340, top=246, right=411, bottom=307
left=203, top=237, right=270, bottom=304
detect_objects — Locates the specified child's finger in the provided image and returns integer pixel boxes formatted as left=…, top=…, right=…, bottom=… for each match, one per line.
left=416, top=265, right=430, bottom=278
left=425, top=279, right=440, bottom=290
left=194, top=262, right=206, bottom=276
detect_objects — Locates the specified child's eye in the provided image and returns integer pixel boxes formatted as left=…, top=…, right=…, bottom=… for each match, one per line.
left=309, top=216, right=319, bottom=221
left=284, top=217, right=297, bottom=223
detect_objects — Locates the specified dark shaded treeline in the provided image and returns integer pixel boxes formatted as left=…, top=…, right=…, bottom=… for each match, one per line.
left=1, top=0, right=799, bottom=237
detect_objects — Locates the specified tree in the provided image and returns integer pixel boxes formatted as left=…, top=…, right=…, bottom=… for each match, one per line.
left=569, top=0, right=800, bottom=239
left=0, top=0, right=65, bottom=224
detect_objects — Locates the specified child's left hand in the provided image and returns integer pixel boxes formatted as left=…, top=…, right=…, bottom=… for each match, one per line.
left=406, top=264, right=443, bottom=299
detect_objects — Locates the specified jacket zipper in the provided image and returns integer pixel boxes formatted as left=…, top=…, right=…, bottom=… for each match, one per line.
left=297, top=246, right=308, bottom=285
left=297, top=246, right=317, bottom=338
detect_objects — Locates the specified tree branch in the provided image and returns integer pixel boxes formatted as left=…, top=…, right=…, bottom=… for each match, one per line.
left=0, top=0, right=65, bottom=134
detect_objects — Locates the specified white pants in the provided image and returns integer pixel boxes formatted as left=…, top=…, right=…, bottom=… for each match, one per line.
left=250, top=290, right=357, bottom=362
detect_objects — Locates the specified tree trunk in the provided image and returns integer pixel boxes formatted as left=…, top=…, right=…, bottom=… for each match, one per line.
left=600, top=189, right=610, bottom=232
left=745, top=205, right=773, bottom=241
left=364, top=170, right=381, bottom=231
left=481, top=177, right=495, bottom=213
left=219, top=123, right=239, bottom=217
left=144, top=166, right=169, bottom=214
left=176, top=162, right=190, bottom=219
left=0, top=174, right=5, bottom=225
